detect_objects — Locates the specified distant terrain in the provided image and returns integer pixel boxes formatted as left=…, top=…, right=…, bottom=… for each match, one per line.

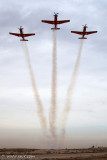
left=0, top=147, right=107, bottom=159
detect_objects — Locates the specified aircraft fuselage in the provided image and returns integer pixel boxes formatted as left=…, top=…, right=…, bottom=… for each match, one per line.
left=82, top=26, right=87, bottom=38
left=19, top=28, right=24, bottom=40
left=54, top=14, right=58, bottom=29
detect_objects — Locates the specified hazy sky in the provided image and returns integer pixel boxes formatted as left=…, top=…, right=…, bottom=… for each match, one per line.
left=0, top=0, right=107, bottom=148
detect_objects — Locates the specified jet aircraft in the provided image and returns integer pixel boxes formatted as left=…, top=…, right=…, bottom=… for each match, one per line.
left=41, top=13, right=70, bottom=30
left=9, top=26, right=35, bottom=41
left=71, top=24, right=97, bottom=39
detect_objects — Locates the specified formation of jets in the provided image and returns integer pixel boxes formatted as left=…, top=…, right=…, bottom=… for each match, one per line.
left=9, top=13, right=97, bottom=41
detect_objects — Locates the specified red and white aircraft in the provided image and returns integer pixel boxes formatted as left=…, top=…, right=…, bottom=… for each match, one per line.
left=41, top=13, right=70, bottom=30
left=9, top=26, right=35, bottom=41
left=71, top=24, right=97, bottom=39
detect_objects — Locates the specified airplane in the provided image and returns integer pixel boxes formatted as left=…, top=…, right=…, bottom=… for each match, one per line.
left=41, top=13, right=70, bottom=30
left=9, top=26, right=35, bottom=41
left=71, top=24, right=97, bottom=39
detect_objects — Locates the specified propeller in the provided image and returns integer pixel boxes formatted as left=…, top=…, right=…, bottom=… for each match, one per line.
left=18, top=26, right=23, bottom=30
left=82, top=24, right=88, bottom=28
left=54, top=12, right=59, bottom=15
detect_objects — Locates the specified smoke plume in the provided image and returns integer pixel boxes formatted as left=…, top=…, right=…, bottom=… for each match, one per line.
left=22, top=41, right=47, bottom=130
left=61, top=39, right=84, bottom=138
left=49, top=30, right=57, bottom=137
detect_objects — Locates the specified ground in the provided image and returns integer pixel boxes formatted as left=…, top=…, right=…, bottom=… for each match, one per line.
left=0, top=148, right=107, bottom=159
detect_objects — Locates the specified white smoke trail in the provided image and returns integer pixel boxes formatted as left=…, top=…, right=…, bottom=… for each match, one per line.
left=61, top=39, right=84, bottom=139
left=22, top=41, right=47, bottom=130
left=49, top=30, right=57, bottom=137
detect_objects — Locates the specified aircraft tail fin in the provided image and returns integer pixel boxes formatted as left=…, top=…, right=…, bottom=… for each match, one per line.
left=20, top=39, right=28, bottom=41
left=51, top=28, right=60, bottom=30
left=78, top=37, right=87, bottom=39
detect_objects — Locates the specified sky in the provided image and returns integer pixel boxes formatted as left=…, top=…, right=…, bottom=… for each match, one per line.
left=0, top=0, right=107, bottom=149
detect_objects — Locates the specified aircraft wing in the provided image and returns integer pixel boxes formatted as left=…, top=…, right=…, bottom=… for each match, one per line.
left=71, top=31, right=83, bottom=35
left=41, top=20, right=54, bottom=24
left=57, top=20, right=70, bottom=24
left=9, top=32, right=20, bottom=37
left=85, top=31, right=97, bottom=35
left=23, top=33, right=35, bottom=37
